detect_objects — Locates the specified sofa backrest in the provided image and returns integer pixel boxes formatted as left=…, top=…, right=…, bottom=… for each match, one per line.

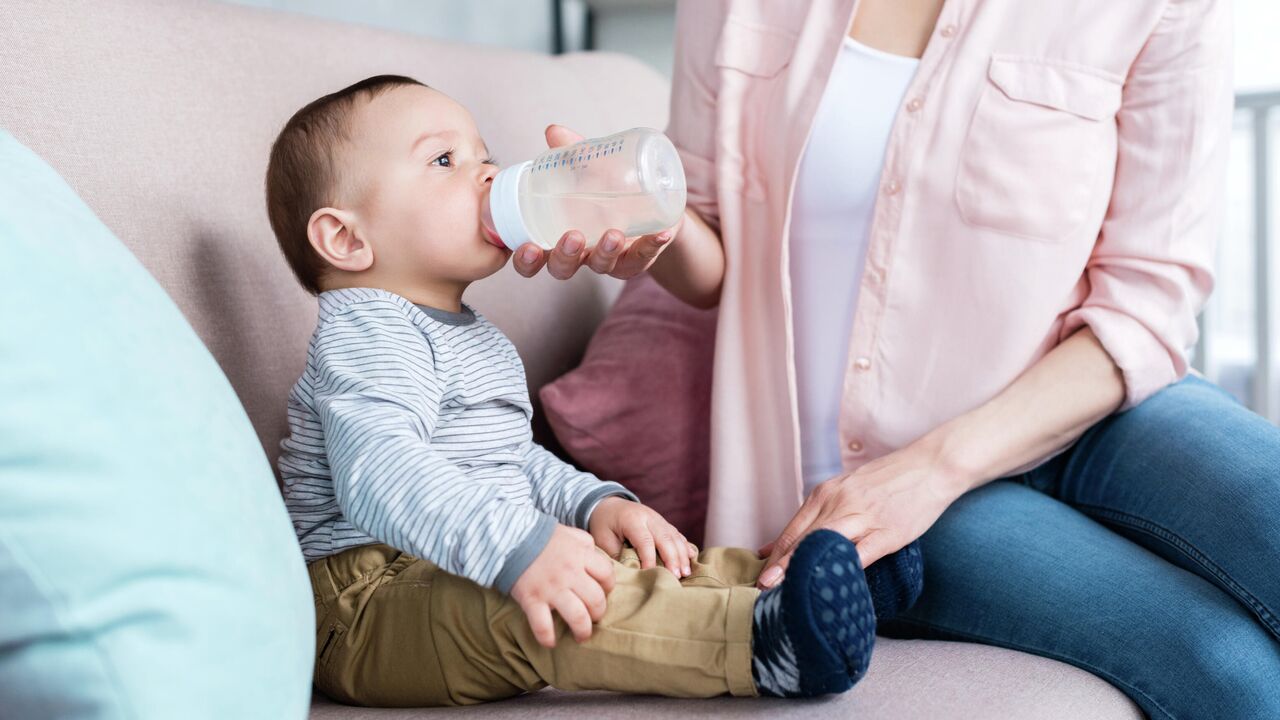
left=0, top=0, right=669, bottom=466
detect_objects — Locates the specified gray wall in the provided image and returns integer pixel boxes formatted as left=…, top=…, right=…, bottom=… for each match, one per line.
left=219, top=0, right=677, bottom=77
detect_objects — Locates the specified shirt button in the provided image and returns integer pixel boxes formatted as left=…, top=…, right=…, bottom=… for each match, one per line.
left=940, top=23, right=958, bottom=38
left=884, top=179, right=901, bottom=195
left=906, top=97, right=924, bottom=112
left=848, top=439, right=865, bottom=453
left=854, top=356, right=872, bottom=371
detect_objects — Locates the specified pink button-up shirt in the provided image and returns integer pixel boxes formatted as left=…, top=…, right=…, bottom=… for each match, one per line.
left=665, top=0, right=1233, bottom=549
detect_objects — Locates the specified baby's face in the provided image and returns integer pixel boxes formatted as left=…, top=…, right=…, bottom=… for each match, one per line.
left=342, top=85, right=510, bottom=291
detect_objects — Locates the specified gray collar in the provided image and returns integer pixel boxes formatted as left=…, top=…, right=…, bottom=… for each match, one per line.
left=415, top=302, right=477, bottom=326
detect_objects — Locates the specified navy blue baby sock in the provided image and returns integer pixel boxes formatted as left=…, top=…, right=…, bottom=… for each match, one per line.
left=864, top=540, right=924, bottom=621
left=750, top=530, right=877, bottom=697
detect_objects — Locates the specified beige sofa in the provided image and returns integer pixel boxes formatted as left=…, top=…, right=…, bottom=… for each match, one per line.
left=0, top=1, right=1142, bottom=717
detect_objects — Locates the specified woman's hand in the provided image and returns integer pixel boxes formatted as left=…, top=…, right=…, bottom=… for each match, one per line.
left=511, top=124, right=682, bottom=281
left=754, top=326, right=1127, bottom=590
left=755, top=436, right=975, bottom=590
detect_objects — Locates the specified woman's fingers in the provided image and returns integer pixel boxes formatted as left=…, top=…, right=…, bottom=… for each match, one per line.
left=547, top=230, right=588, bottom=280
left=514, top=222, right=672, bottom=280
left=854, top=530, right=896, bottom=570
left=586, top=229, right=625, bottom=275
left=758, top=502, right=824, bottom=588
left=545, top=123, right=586, bottom=149
left=757, top=541, right=775, bottom=558
left=764, top=518, right=872, bottom=587
left=759, top=551, right=796, bottom=590
left=512, top=243, right=548, bottom=278
left=611, top=230, right=673, bottom=278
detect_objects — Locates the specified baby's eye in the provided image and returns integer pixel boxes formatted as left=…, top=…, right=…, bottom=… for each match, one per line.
left=431, top=152, right=453, bottom=168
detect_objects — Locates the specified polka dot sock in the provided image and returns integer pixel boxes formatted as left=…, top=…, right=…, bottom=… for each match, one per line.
left=750, top=530, right=876, bottom=697
left=865, top=540, right=924, bottom=621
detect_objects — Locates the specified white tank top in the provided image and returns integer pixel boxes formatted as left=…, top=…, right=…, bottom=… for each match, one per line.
left=789, top=37, right=919, bottom=494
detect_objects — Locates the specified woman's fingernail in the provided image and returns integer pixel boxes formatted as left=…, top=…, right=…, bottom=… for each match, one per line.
left=759, top=566, right=782, bottom=587
left=521, top=249, right=538, bottom=264
left=655, top=232, right=672, bottom=243
left=603, top=235, right=620, bottom=253
left=564, top=235, right=584, bottom=254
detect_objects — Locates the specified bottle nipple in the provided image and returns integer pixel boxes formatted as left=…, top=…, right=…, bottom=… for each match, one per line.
left=480, top=192, right=505, bottom=249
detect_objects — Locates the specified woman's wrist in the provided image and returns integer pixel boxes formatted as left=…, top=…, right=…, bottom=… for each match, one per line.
left=913, top=419, right=988, bottom=500
left=648, top=206, right=724, bottom=309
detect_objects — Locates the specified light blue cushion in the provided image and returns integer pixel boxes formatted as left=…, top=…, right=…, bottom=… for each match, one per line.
left=0, top=131, right=313, bottom=718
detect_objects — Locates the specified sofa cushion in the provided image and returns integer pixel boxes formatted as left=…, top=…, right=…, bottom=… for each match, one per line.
left=309, top=638, right=1142, bottom=719
left=0, top=131, right=314, bottom=719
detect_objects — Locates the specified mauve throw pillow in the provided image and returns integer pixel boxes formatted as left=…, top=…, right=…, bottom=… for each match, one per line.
left=540, top=275, right=717, bottom=545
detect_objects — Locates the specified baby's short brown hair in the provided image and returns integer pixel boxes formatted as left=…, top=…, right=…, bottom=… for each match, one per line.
left=265, top=75, right=426, bottom=295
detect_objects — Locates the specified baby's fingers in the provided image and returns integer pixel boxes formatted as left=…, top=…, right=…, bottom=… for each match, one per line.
left=657, top=531, right=690, bottom=578
left=553, top=590, right=594, bottom=644
left=576, top=572, right=609, bottom=623
left=585, top=549, right=617, bottom=594
left=524, top=601, right=556, bottom=649
left=624, top=519, right=658, bottom=570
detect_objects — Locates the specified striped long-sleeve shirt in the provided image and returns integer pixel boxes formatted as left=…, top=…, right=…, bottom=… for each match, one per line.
left=278, top=287, right=637, bottom=593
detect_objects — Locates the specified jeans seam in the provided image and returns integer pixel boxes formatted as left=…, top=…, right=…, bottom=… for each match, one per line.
left=1075, top=503, right=1280, bottom=639
left=885, top=617, right=1175, bottom=720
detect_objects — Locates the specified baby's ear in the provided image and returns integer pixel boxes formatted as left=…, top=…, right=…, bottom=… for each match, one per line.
left=307, top=207, right=372, bottom=272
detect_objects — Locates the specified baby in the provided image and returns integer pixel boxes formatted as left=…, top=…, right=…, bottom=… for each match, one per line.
left=268, top=75, right=920, bottom=706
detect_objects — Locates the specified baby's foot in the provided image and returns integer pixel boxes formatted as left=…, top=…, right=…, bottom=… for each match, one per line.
left=750, top=530, right=876, bottom=697
left=865, top=540, right=924, bottom=621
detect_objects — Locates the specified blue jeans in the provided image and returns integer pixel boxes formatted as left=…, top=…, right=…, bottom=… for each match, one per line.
left=879, top=375, right=1280, bottom=719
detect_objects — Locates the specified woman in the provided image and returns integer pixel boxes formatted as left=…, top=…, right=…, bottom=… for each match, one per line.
left=514, top=1, right=1280, bottom=716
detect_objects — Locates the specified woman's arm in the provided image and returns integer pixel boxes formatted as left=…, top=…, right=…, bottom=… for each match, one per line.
left=511, top=1, right=729, bottom=308
left=757, top=325, right=1124, bottom=587
left=648, top=205, right=724, bottom=309
left=930, top=325, right=1124, bottom=493
left=646, top=0, right=728, bottom=308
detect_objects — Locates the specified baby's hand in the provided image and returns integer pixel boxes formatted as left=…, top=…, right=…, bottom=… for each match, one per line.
left=510, top=524, right=616, bottom=648
left=588, top=497, right=697, bottom=578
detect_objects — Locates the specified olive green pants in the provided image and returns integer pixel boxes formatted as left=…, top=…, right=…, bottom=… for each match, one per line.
left=308, top=542, right=765, bottom=706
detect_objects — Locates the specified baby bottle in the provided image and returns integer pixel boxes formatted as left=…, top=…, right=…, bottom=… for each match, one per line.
left=484, top=127, right=687, bottom=252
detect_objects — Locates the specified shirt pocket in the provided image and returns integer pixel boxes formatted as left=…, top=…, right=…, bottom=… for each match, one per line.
left=714, top=16, right=796, bottom=78
left=714, top=17, right=798, bottom=201
left=955, top=56, right=1122, bottom=242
